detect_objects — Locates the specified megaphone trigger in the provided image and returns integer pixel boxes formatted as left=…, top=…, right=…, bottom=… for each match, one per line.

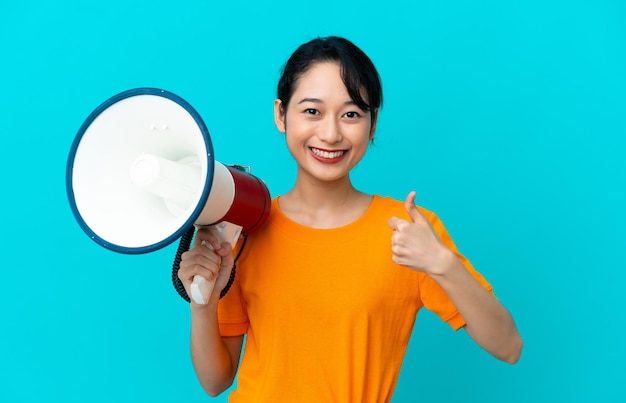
left=204, top=221, right=243, bottom=246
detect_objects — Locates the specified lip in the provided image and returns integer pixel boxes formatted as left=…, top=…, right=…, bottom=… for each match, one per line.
left=309, top=147, right=347, bottom=163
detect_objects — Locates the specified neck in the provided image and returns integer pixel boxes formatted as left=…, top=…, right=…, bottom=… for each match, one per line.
left=290, top=172, right=359, bottom=204
left=279, top=174, right=372, bottom=228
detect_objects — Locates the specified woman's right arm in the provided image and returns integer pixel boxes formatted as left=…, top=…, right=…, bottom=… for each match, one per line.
left=178, top=228, right=244, bottom=396
left=189, top=304, right=244, bottom=396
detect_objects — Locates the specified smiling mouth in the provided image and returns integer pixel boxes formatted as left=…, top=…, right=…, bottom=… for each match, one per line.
left=310, top=147, right=346, bottom=159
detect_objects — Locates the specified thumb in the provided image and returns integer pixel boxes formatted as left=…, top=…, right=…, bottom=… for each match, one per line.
left=404, top=191, right=423, bottom=222
left=216, top=242, right=235, bottom=267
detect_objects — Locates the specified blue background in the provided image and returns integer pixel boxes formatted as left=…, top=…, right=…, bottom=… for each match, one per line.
left=1, top=1, right=624, bottom=402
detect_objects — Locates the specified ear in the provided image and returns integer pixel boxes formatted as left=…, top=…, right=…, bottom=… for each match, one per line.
left=274, top=99, right=286, bottom=133
left=369, top=108, right=379, bottom=140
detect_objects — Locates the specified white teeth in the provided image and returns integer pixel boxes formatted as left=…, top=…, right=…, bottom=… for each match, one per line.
left=311, top=148, right=344, bottom=158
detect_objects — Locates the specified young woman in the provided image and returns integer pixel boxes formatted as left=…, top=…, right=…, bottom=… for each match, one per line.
left=177, top=36, right=523, bottom=402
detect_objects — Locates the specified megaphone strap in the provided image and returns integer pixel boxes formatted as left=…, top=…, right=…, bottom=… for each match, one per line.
left=171, top=226, right=196, bottom=302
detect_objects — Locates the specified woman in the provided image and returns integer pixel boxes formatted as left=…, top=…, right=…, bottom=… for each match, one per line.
left=178, top=36, right=523, bottom=402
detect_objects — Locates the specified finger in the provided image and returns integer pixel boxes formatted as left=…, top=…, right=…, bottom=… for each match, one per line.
left=389, top=216, right=414, bottom=233
left=194, top=227, right=222, bottom=249
left=404, top=191, right=424, bottom=223
left=214, top=241, right=233, bottom=256
left=200, top=242, right=223, bottom=270
left=387, top=216, right=400, bottom=230
left=189, top=241, right=221, bottom=266
left=216, top=242, right=234, bottom=269
left=180, top=248, right=221, bottom=281
left=217, top=242, right=234, bottom=262
left=201, top=240, right=215, bottom=251
left=179, top=257, right=218, bottom=283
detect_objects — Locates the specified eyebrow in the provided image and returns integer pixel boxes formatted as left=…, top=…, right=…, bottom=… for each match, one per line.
left=297, top=97, right=357, bottom=106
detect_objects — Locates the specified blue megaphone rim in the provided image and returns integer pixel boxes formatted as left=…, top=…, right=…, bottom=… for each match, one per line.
left=66, top=87, right=215, bottom=254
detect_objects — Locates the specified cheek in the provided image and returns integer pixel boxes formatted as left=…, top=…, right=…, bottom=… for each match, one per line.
left=348, top=126, right=373, bottom=147
left=285, top=115, right=318, bottom=137
left=346, top=136, right=370, bottom=166
left=284, top=133, right=306, bottom=159
left=350, top=145, right=369, bottom=163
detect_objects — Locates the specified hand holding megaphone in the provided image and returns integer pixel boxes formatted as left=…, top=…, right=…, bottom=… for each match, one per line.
left=186, top=223, right=240, bottom=305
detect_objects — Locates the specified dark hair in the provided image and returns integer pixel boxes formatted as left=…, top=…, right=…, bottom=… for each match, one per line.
left=277, top=36, right=383, bottom=123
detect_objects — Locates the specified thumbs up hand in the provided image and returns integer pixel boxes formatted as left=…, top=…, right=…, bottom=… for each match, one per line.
left=387, top=191, right=453, bottom=276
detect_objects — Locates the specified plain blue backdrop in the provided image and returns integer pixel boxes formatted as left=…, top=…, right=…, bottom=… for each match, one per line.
left=1, top=1, right=624, bottom=402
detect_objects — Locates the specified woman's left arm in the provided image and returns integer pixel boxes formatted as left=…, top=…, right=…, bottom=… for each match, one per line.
left=389, top=191, right=523, bottom=364
left=427, top=254, right=523, bottom=363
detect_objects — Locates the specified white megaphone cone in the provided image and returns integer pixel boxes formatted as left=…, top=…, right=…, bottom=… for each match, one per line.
left=66, top=88, right=271, bottom=304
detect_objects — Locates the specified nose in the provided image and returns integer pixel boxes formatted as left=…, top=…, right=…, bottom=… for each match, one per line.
left=317, top=117, right=342, bottom=144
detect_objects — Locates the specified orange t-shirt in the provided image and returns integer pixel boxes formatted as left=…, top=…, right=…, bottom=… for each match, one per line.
left=218, top=195, right=492, bottom=402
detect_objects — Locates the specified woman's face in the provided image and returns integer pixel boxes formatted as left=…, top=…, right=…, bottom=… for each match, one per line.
left=274, top=61, right=378, bottom=185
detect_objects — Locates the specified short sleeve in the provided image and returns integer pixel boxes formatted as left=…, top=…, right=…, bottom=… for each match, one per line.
left=417, top=208, right=494, bottom=331
left=217, top=267, right=249, bottom=336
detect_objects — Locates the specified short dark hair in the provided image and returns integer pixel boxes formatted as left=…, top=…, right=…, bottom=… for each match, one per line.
left=277, top=36, right=383, bottom=123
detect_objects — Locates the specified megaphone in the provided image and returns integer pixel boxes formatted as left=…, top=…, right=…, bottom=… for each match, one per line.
left=66, top=88, right=271, bottom=304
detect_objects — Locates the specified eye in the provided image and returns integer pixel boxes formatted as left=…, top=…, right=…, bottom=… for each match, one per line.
left=304, top=108, right=320, bottom=115
left=344, top=111, right=361, bottom=119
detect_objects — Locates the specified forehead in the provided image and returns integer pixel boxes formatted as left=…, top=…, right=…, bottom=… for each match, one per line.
left=292, top=62, right=347, bottom=96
